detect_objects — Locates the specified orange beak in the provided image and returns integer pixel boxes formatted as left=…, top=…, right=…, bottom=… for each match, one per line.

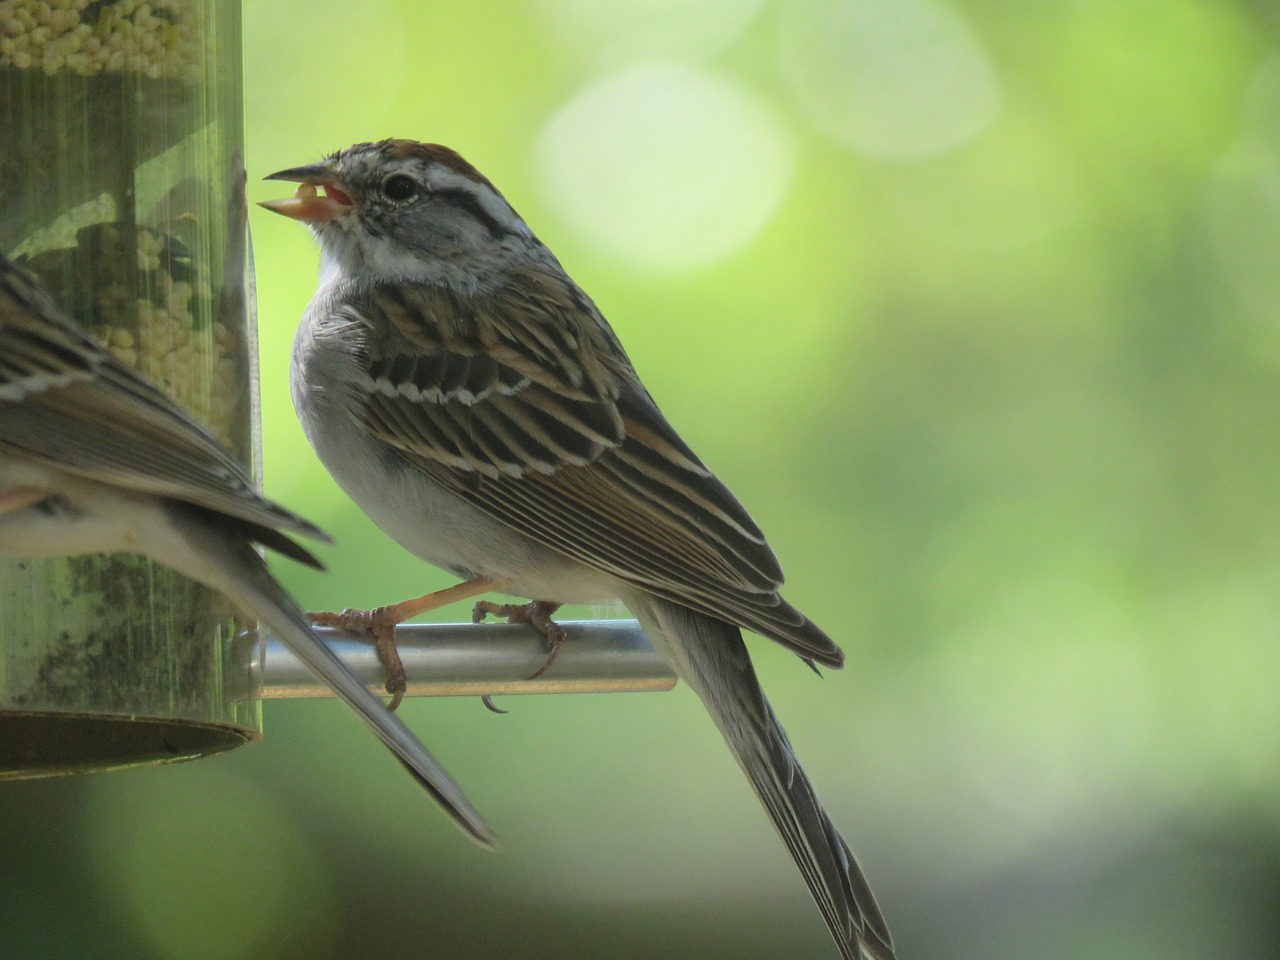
left=260, top=162, right=355, bottom=223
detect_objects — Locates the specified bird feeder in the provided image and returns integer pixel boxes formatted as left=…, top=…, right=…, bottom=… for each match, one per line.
left=0, top=0, right=261, bottom=776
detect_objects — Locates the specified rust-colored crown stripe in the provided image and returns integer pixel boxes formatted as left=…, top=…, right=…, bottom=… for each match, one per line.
left=337, top=139, right=501, bottom=193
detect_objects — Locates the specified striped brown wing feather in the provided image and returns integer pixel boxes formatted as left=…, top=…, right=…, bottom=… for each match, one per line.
left=0, top=258, right=326, bottom=546
left=354, top=269, right=842, bottom=666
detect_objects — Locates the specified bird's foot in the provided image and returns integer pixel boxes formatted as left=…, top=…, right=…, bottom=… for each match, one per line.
left=309, top=605, right=408, bottom=710
left=307, top=576, right=503, bottom=712
left=472, top=599, right=565, bottom=680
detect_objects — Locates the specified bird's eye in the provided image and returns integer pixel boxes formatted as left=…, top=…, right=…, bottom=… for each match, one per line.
left=382, top=174, right=418, bottom=202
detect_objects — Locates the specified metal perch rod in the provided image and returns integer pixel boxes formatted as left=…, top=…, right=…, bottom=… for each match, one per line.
left=259, top=619, right=676, bottom=699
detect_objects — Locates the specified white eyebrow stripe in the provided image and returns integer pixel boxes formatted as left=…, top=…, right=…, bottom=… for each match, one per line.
left=424, top=167, right=533, bottom=238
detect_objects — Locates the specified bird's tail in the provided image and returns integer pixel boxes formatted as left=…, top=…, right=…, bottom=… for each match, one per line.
left=626, top=592, right=894, bottom=960
left=163, top=504, right=498, bottom=848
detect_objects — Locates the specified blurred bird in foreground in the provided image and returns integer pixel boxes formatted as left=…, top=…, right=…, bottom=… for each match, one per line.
left=0, top=251, right=494, bottom=847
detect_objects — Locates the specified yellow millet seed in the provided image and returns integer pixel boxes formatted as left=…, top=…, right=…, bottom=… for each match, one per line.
left=168, top=281, right=192, bottom=308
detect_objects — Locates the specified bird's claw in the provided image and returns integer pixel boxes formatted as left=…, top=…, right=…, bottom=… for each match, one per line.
left=472, top=599, right=565, bottom=680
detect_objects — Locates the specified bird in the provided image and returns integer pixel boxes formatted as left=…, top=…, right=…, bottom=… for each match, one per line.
left=0, top=250, right=495, bottom=848
left=260, top=138, right=895, bottom=960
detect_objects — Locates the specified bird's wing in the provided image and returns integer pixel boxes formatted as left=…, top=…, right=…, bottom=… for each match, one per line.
left=349, top=267, right=840, bottom=665
left=0, top=256, right=328, bottom=554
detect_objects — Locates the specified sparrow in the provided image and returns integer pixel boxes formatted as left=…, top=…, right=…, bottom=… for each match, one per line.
left=261, top=138, right=894, bottom=960
left=0, top=251, right=495, bottom=848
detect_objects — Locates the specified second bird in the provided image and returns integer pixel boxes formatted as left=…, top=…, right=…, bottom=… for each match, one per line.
left=261, top=138, right=894, bottom=960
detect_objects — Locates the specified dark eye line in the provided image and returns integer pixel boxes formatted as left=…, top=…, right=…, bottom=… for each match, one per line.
left=430, top=188, right=513, bottom=241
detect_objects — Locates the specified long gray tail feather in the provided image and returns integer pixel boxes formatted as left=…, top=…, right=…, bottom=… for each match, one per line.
left=166, top=505, right=498, bottom=848
left=627, top=591, right=894, bottom=960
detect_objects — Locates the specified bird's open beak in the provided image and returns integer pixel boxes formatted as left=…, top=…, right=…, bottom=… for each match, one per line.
left=259, top=162, right=355, bottom=223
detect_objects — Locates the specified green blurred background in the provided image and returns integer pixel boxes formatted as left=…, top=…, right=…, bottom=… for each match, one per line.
left=6, top=0, right=1280, bottom=957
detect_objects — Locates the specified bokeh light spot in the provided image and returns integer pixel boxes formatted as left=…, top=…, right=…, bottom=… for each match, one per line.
left=536, top=63, right=794, bottom=272
left=779, top=0, right=1000, bottom=158
left=84, top=763, right=338, bottom=960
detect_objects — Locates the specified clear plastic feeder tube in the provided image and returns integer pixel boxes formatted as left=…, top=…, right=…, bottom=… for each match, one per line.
left=0, top=0, right=260, bottom=776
